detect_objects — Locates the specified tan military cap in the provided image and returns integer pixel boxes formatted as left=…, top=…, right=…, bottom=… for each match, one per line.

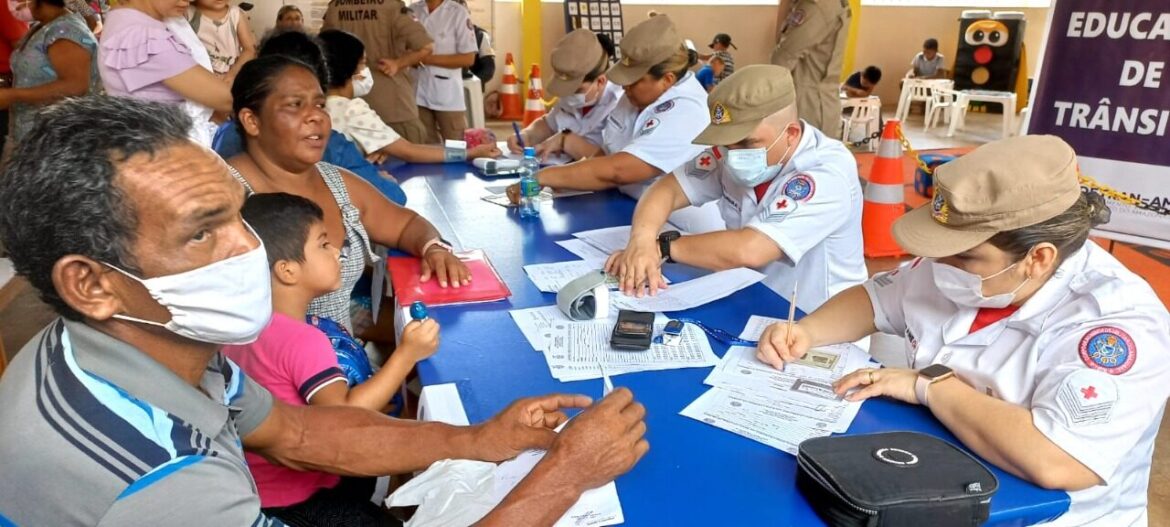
left=893, top=135, right=1082, bottom=257
left=693, top=64, right=796, bottom=145
left=606, top=15, right=682, bottom=86
left=548, top=29, right=608, bottom=98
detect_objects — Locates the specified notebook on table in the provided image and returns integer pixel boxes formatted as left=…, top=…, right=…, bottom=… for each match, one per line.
left=387, top=249, right=511, bottom=307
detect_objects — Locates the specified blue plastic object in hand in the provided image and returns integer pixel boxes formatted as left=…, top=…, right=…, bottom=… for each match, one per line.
left=410, top=301, right=429, bottom=321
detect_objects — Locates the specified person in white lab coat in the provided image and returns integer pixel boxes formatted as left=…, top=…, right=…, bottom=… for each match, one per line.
left=410, top=0, right=477, bottom=142
left=505, top=15, right=723, bottom=233
left=507, top=28, right=623, bottom=161
left=605, top=65, right=865, bottom=313
left=756, top=135, right=1170, bottom=527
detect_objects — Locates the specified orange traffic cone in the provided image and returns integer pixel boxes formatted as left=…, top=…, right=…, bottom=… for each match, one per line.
left=499, top=53, right=523, bottom=121
left=862, top=120, right=908, bottom=258
left=522, top=64, right=546, bottom=127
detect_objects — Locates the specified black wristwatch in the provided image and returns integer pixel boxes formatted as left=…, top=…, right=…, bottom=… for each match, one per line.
left=657, top=230, right=681, bottom=263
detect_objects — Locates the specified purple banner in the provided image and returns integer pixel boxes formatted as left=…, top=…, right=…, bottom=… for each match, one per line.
left=1029, top=1, right=1170, bottom=167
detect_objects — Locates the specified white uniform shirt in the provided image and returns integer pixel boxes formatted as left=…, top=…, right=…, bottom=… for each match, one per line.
left=411, top=0, right=477, bottom=112
left=600, top=72, right=724, bottom=233
left=674, top=121, right=866, bottom=313
left=325, top=95, right=404, bottom=155
left=545, top=81, right=624, bottom=148
left=864, top=243, right=1170, bottom=527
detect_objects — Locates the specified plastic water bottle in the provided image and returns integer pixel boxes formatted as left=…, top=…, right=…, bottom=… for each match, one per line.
left=519, top=147, right=541, bottom=219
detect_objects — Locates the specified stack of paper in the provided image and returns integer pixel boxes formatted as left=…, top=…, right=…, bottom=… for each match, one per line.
left=610, top=268, right=765, bottom=312
left=523, top=259, right=672, bottom=294
left=556, top=238, right=611, bottom=260
left=414, top=383, right=624, bottom=527
left=681, top=316, right=876, bottom=454
left=523, top=259, right=613, bottom=293
left=571, top=225, right=682, bottom=255
left=536, top=316, right=718, bottom=382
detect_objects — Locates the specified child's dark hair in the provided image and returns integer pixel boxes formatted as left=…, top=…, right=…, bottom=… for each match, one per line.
left=924, top=38, right=939, bottom=50
left=241, top=193, right=325, bottom=268
left=318, top=29, right=366, bottom=89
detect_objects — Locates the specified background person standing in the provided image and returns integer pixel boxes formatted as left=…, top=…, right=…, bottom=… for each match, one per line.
left=770, top=0, right=850, bottom=138
left=410, top=0, right=477, bottom=142
left=323, top=0, right=435, bottom=144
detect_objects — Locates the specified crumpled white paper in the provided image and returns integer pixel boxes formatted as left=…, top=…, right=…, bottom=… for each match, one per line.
left=385, top=459, right=499, bottom=527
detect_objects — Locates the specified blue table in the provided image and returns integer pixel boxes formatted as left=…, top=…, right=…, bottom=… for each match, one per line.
left=390, top=162, right=1069, bottom=526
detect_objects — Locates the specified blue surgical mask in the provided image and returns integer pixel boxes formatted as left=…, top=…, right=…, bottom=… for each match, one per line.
left=725, top=130, right=792, bottom=187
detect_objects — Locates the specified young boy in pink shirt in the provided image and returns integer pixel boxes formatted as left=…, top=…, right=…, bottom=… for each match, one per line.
left=224, top=192, right=439, bottom=525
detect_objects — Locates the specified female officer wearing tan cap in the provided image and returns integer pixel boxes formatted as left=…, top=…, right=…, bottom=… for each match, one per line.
left=507, top=29, right=623, bottom=161
left=756, top=135, right=1170, bottom=526
left=508, top=15, right=723, bottom=233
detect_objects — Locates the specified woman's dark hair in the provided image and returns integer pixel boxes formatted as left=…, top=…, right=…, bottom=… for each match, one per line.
left=988, top=191, right=1112, bottom=266
left=257, top=29, right=329, bottom=88
left=648, top=45, right=698, bottom=82
left=318, top=29, right=366, bottom=89
left=231, top=55, right=320, bottom=143
left=35, top=0, right=67, bottom=7
left=582, top=34, right=617, bottom=83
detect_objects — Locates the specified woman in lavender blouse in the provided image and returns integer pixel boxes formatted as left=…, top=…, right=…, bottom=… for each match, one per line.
left=98, top=0, right=230, bottom=143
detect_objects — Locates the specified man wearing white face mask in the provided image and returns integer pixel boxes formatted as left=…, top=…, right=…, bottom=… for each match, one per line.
left=507, top=28, right=624, bottom=161
left=320, top=29, right=500, bottom=165
left=756, top=135, right=1170, bottom=526
left=0, top=97, right=650, bottom=526
left=606, top=64, right=865, bottom=313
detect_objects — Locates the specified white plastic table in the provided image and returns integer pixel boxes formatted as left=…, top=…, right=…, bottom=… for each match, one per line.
left=947, top=89, right=1017, bottom=139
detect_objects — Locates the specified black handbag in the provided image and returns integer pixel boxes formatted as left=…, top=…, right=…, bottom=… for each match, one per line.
left=796, top=431, right=999, bottom=527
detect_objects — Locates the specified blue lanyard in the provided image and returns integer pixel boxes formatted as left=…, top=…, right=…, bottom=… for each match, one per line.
left=671, top=318, right=759, bottom=347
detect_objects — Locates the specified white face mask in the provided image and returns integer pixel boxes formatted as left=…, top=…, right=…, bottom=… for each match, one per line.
left=9, top=0, right=33, bottom=22
left=725, top=130, right=792, bottom=187
left=563, top=81, right=601, bottom=110
left=109, top=241, right=274, bottom=345
left=931, top=260, right=1030, bottom=309
left=352, top=67, right=374, bottom=98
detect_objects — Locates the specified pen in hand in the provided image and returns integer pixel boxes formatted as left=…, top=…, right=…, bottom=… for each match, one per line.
left=782, top=281, right=799, bottom=371
left=512, top=122, right=525, bottom=150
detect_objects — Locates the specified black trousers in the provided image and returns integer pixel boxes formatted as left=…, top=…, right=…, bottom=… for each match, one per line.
left=262, top=477, right=401, bottom=527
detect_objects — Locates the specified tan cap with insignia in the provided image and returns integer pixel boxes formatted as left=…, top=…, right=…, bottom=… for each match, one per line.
left=548, top=29, right=608, bottom=98
left=893, top=135, right=1082, bottom=257
left=606, top=15, right=683, bottom=86
left=693, top=64, right=796, bottom=146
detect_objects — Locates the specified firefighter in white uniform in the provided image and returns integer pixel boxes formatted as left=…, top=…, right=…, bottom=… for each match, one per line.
left=605, top=65, right=865, bottom=313
left=757, top=135, right=1170, bottom=526
left=506, top=15, right=723, bottom=234
left=410, top=0, right=478, bottom=142
left=507, top=29, right=624, bottom=162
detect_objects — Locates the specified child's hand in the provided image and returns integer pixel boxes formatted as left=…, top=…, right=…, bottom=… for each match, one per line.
left=399, top=319, right=440, bottom=363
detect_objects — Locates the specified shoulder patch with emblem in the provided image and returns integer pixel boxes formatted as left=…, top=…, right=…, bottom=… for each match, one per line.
left=782, top=174, right=816, bottom=201
left=655, top=100, right=675, bottom=113
left=759, top=195, right=799, bottom=223
left=637, top=118, right=660, bottom=137
left=687, top=150, right=718, bottom=178
left=1079, top=326, right=1136, bottom=375
left=1055, top=369, right=1118, bottom=427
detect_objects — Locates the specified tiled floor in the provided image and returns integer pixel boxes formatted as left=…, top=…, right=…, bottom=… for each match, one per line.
left=1, top=112, right=1166, bottom=522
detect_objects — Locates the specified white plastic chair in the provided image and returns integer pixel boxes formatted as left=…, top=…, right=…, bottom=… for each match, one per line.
left=842, top=97, right=882, bottom=150
left=925, top=88, right=960, bottom=132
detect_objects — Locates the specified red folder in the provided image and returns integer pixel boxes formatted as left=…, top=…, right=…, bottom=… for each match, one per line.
left=387, top=249, right=511, bottom=307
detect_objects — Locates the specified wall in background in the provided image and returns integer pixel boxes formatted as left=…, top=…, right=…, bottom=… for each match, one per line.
left=246, top=2, right=1050, bottom=110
